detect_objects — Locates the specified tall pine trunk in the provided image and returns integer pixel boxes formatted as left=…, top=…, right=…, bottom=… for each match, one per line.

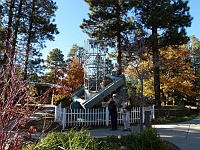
left=3, top=0, right=15, bottom=103
left=116, top=2, right=122, bottom=76
left=152, top=26, right=161, bottom=107
left=116, top=35, right=122, bottom=76
left=12, top=0, right=23, bottom=61
left=23, top=0, right=36, bottom=80
left=3, top=0, right=15, bottom=65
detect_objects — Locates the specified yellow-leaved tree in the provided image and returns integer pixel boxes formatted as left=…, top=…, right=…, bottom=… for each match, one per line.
left=125, top=45, right=196, bottom=105
left=159, top=46, right=196, bottom=105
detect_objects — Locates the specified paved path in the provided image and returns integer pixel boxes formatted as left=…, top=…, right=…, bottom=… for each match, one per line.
left=87, top=126, right=140, bottom=138
left=30, top=104, right=55, bottom=120
left=87, top=114, right=200, bottom=150
left=153, top=114, right=200, bottom=150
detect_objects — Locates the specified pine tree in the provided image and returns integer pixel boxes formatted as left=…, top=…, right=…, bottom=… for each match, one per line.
left=135, top=0, right=193, bottom=106
left=66, top=44, right=84, bottom=66
left=0, top=0, right=59, bottom=80
left=81, top=0, right=137, bottom=75
left=22, top=0, right=59, bottom=80
left=45, top=48, right=65, bottom=84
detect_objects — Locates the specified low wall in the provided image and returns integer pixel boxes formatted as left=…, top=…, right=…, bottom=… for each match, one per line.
left=155, top=108, right=199, bottom=118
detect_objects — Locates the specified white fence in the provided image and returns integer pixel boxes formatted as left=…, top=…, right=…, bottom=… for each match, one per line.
left=55, top=104, right=155, bottom=129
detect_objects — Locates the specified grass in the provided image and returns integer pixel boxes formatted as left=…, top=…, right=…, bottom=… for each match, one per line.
left=152, top=114, right=198, bottom=124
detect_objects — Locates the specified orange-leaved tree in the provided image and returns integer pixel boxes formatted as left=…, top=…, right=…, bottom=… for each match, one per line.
left=65, top=56, right=84, bottom=94
left=54, top=56, right=84, bottom=107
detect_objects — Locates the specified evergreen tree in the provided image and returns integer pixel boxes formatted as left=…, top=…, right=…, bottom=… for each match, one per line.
left=0, top=0, right=59, bottom=80
left=0, top=25, right=5, bottom=60
left=0, top=0, right=16, bottom=65
left=27, top=48, right=45, bottom=82
left=22, top=0, right=59, bottom=80
left=105, top=57, right=114, bottom=74
left=80, top=0, right=138, bottom=75
left=135, top=0, right=193, bottom=106
left=66, top=44, right=84, bottom=66
left=45, top=48, right=65, bottom=84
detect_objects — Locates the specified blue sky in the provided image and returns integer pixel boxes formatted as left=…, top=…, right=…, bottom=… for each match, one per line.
left=42, top=0, right=200, bottom=60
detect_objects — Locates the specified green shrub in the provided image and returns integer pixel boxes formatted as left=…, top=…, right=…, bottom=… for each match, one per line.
left=96, top=136, right=121, bottom=150
left=152, top=114, right=198, bottom=124
left=53, top=94, right=72, bottom=108
left=95, top=129, right=166, bottom=150
left=24, top=128, right=166, bottom=150
left=23, top=128, right=99, bottom=150
left=121, top=128, right=166, bottom=150
left=176, top=114, right=197, bottom=122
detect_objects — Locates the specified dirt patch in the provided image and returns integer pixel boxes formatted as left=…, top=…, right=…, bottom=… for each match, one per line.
left=25, top=118, right=62, bottom=133
left=163, top=140, right=181, bottom=150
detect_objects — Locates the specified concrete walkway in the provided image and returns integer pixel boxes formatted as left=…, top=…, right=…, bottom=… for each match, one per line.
left=87, top=114, right=200, bottom=150
left=87, top=126, right=140, bottom=138
left=153, top=114, right=200, bottom=150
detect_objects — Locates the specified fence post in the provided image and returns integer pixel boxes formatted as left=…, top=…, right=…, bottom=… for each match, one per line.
left=152, top=105, right=155, bottom=119
left=140, top=106, right=143, bottom=131
left=62, top=108, right=66, bottom=129
left=142, top=106, right=145, bottom=123
left=58, top=103, right=62, bottom=120
left=106, top=107, right=109, bottom=126
left=145, top=110, right=151, bottom=129
left=54, top=103, right=61, bottom=122
left=54, top=105, right=57, bottom=122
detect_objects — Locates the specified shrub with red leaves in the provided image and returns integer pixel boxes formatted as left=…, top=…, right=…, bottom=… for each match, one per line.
left=0, top=62, right=51, bottom=149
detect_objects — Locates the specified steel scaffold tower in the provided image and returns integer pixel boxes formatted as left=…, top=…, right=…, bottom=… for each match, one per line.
left=83, top=39, right=107, bottom=99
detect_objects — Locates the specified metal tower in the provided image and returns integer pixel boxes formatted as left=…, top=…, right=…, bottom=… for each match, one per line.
left=83, top=39, right=107, bottom=99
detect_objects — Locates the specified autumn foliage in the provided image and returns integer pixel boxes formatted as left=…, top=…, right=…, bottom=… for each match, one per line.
left=0, top=62, right=50, bottom=149
left=159, top=46, right=196, bottom=97
left=65, top=56, right=84, bottom=92
left=54, top=56, right=84, bottom=104
left=125, top=45, right=196, bottom=104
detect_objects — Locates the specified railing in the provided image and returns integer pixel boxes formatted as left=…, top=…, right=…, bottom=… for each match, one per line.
left=55, top=104, right=155, bottom=129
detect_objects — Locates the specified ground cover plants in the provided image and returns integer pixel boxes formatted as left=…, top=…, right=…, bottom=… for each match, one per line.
left=152, top=114, right=197, bottom=124
left=23, top=128, right=167, bottom=150
left=23, top=129, right=99, bottom=150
